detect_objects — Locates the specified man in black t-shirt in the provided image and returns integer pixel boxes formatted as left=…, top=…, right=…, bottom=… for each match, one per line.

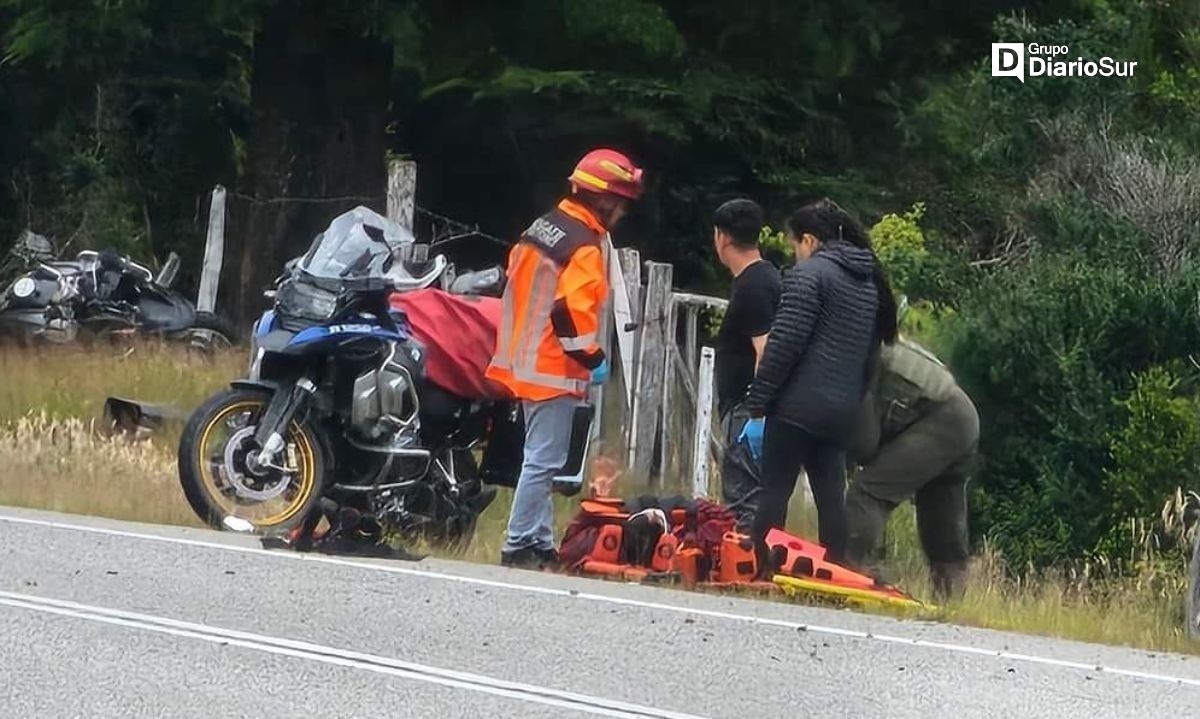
left=711, top=199, right=781, bottom=528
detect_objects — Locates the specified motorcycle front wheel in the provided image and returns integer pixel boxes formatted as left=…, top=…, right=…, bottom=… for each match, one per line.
left=178, top=387, right=326, bottom=533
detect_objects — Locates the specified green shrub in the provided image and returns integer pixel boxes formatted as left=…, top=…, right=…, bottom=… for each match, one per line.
left=897, top=299, right=952, bottom=350
left=1103, top=366, right=1200, bottom=529
left=870, top=202, right=927, bottom=293
left=1021, top=191, right=1146, bottom=264
left=758, top=225, right=790, bottom=267
left=942, top=257, right=1200, bottom=567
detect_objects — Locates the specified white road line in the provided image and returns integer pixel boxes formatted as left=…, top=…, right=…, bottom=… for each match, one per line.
left=3, top=512, right=1200, bottom=690
left=0, top=589, right=704, bottom=719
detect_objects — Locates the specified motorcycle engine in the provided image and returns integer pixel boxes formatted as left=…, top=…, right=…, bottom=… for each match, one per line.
left=350, top=340, right=425, bottom=441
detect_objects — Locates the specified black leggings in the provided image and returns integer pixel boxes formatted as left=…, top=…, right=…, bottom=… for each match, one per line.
left=750, top=419, right=848, bottom=568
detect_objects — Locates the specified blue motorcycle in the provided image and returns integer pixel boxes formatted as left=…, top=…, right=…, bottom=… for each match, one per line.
left=177, top=207, right=515, bottom=551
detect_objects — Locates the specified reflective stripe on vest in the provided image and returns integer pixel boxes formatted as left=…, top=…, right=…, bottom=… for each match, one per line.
left=493, top=253, right=588, bottom=395
left=558, top=333, right=597, bottom=352
left=511, top=366, right=588, bottom=395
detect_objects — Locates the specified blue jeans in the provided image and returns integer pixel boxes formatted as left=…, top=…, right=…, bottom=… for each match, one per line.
left=503, top=396, right=579, bottom=553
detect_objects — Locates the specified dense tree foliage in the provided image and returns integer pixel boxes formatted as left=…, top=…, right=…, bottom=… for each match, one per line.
left=0, top=0, right=1035, bottom=290
left=3, top=0, right=1199, bottom=567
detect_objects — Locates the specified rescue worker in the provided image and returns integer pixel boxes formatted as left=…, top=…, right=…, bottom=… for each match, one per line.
left=711, top=199, right=781, bottom=529
left=487, top=148, right=644, bottom=569
left=844, top=337, right=980, bottom=601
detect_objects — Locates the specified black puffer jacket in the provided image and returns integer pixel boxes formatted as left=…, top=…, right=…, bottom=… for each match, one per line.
left=742, top=241, right=880, bottom=446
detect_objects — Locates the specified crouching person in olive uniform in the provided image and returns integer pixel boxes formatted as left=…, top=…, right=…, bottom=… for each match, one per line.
left=845, top=338, right=980, bottom=601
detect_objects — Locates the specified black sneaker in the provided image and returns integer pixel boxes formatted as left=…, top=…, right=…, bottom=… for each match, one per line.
left=533, top=546, right=560, bottom=570
left=501, top=546, right=560, bottom=571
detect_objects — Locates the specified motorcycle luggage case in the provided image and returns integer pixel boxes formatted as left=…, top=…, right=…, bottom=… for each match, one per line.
left=478, top=401, right=594, bottom=493
left=479, top=401, right=523, bottom=488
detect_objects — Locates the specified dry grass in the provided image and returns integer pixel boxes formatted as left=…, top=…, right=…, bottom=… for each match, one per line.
left=878, top=504, right=1197, bottom=654
left=0, top=344, right=1196, bottom=654
left=0, top=343, right=236, bottom=521
left=945, top=551, right=1193, bottom=654
left=0, top=413, right=197, bottom=526
left=0, top=343, right=241, bottom=424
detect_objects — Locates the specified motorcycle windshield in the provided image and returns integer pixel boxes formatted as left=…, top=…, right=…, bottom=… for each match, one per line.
left=296, top=206, right=415, bottom=288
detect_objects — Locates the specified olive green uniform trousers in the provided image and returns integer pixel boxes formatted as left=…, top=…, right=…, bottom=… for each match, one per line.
left=845, top=386, right=979, bottom=600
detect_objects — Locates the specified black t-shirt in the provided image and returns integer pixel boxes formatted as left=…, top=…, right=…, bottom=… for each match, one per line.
left=715, top=260, right=782, bottom=415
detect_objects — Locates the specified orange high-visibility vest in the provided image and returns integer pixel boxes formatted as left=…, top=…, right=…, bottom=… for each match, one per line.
left=486, top=198, right=609, bottom=401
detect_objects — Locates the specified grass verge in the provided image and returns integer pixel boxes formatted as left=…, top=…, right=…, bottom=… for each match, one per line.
left=0, top=344, right=1195, bottom=655
left=0, top=413, right=197, bottom=526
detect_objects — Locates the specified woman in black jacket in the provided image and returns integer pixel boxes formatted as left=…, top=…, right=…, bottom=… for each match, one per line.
left=740, top=198, right=898, bottom=566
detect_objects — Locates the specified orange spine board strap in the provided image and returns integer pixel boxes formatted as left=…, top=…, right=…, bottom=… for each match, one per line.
left=579, top=499, right=629, bottom=518
left=673, top=546, right=704, bottom=587
left=581, top=560, right=649, bottom=582
left=650, top=534, right=679, bottom=573
left=716, top=532, right=758, bottom=583
left=591, top=524, right=624, bottom=564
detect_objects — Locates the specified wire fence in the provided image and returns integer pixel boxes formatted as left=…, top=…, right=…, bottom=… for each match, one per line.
left=217, top=190, right=509, bottom=249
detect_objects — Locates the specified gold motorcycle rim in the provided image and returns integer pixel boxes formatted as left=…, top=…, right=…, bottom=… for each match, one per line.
left=196, top=400, right=317, bottom=528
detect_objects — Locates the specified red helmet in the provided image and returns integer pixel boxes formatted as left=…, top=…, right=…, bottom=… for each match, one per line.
left=569, top=149, right=644, bottom=200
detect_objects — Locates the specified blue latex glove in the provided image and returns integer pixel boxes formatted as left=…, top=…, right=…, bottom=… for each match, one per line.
left=737, top=417, right=765, bottom=461
left=590, top=358, right=610, bottom=386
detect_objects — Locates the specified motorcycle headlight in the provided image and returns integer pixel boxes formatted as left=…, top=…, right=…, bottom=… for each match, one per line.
left=278, top=280, right=339, bottom=322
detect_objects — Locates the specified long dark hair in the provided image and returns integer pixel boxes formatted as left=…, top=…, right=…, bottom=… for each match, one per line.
left=786, top=198, right=898, bottom=344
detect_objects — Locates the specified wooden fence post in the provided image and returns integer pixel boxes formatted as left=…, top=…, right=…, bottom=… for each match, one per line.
left=658, top=295, right=677, bottom=479
left=386, top=158, right=417, bottom=233
left=614, top=248, right=641, bottom=445
left=590, top=240, right=617, bottom=443
left=618, top=248, right=642, bottom=389
left=196, top=185, right=226, bottom=314
left=607, top=245, right=639, bottom=409
left=629, top=261, right=672, bottom=479
left=619, top=249, right=643, bottom=330
left=685, top=305, right=699, bottom=379
left=692, top=346, right=716, bottom=499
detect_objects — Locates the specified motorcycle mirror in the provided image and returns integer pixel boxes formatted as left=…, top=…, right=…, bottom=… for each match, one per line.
left=156, top=252, right=181, bottom=288
left=440, top=261, right=457, bottom=292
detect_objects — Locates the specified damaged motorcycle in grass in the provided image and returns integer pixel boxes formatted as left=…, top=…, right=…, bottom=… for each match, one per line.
left=177, top=207, right=521, bottom=558
left=0, top=241, right=235, bottom=350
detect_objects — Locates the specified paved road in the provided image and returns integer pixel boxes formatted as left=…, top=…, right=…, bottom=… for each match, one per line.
left=1, top=507, right=1197, bottom=718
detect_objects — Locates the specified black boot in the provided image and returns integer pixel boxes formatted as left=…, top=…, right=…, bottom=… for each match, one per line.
left=930, top=561, right=968, bottom=602
left=501, top=546, right=559, bottom=571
